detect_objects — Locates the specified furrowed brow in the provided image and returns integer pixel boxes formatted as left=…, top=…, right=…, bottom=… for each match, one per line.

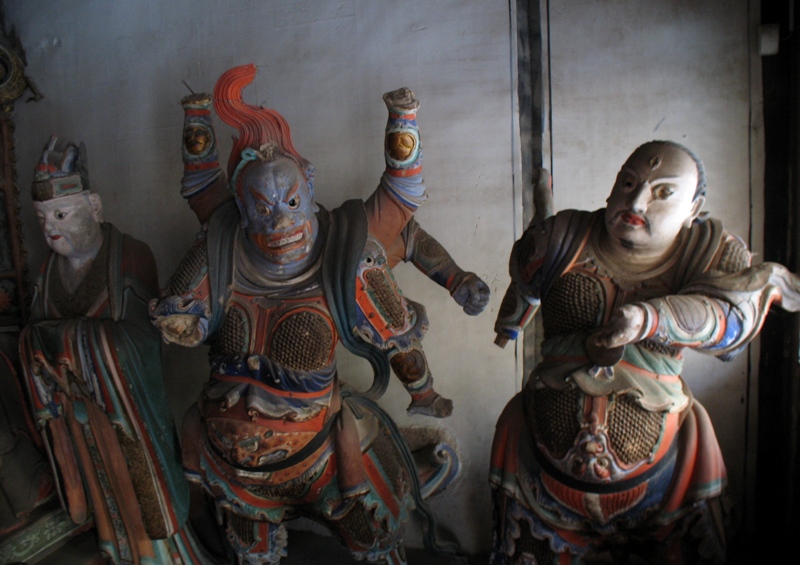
left=285, top=179, right=300, bottom=200
left=249, top=187, right=275, bottom=206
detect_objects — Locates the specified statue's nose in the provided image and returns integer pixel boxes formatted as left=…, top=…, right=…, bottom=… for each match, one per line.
left=274, top=212, right=293, bottom=231
left=627, top=182, right=652, bottom=212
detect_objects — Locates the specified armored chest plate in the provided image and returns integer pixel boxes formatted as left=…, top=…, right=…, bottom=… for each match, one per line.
left=214, top=292, right=337, bottom=373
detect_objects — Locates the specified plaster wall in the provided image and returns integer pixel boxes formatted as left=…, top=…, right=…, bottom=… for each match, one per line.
left=6, top=0, right=518, bottom=554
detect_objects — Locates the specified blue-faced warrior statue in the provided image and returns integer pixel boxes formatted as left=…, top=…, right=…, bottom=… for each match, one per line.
left=489, top=142, right=800, bottom=564
left=150, top=64, right=487, bottom=564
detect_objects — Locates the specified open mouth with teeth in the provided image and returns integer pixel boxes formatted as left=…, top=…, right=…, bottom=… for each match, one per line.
left=267, top=230, right=304, bottom=248
left=252, top=221, right=312, bottom=259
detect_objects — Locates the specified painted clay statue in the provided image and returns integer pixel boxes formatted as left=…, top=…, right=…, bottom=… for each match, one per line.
left=150, top=64, right=470, bottom=564
left=175, top=88, right=489, bottom=418
left=490, top=141, right=800, bottom=564
left=0, top=334, right=54, bottom=537
left=19, top=136, right=211, bottom=564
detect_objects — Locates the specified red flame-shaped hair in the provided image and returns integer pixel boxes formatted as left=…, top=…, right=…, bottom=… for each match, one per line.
left=213, top=64, right=309, bottom=179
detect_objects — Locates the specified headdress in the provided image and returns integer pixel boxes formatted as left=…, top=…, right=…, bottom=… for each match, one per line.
left=31, top=135, right=89, bottom=201
left=213, top=64, right=314, bottom=200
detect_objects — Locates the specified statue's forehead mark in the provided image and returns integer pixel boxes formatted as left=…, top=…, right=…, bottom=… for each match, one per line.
left=649, top=154, right=662, bottom=170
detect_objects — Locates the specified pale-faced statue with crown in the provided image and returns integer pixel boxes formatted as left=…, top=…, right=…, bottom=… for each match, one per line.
left=20, top=135, right=213, bottom=564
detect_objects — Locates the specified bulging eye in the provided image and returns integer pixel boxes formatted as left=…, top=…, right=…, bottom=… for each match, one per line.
left=55, top=210, right=67, bottom=220
left=287, top=196, right=300, bottom=210
left=256, top=202, right=271, bottom=216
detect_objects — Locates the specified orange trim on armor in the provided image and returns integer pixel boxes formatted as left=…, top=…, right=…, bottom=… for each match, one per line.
left=542, top=470, right=648, bottom=525
left=386, top=166, right=422, bottom=178
left=561, top=228, right=595, bottom=280
left=542, top=472, right=648, bottom=522
left=542, top=473, right=590, bottom=518
left=519, top=257, right=545, bottom=283
left=202, top=434, right=335, bottom=495
left=490, top=396, right=524, bottom=474
left=363, top=454, right=400, bottom=517
left=209, top=374, right=334, bottom=400
left=388, top=111, right=417, bottom=121
left=355, top=272, right=397, bottom=341
left=190, top=273, right=211, bottom=302
left=599, top=483, right=648, bottom=520
left=201, top=396, right=329, bottom=434
left=615, top=360, right=683, bottom=381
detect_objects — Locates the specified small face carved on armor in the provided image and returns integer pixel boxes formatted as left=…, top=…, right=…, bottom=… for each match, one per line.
left=33, top=192, right=103, bottom=260
left=240, top=157, right=319, bottom=266
left=386, top=131, right=416, bottom=161
left=183, top=125, right=211, bottom=155
left=605, top=143, right=704, bottom=254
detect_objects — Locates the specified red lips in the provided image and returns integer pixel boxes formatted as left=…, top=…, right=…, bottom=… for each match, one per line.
left=50, top=235, right=62, bottom=240
left=620, top=212, right=645, bottom=226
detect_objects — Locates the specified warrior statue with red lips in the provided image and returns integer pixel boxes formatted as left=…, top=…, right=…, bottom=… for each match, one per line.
left=491, top=141, right=800, bottom=564
left=151, top=64, right=485, bottom=564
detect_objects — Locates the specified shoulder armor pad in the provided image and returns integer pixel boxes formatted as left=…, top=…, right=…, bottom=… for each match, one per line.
left=165, top=232, right=209, bottom=296
left=712, top=233, right=751, bottom=274
left=353, top=235, right=427, bottom=351
left=512, top=214, right=555, bottom=285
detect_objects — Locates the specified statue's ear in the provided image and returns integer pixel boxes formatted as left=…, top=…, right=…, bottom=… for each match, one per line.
left=88, top=192, right=103, bottom=223
left=304, top=163, right=315, bottom=199
left=686, top=195, right=705, bottom=226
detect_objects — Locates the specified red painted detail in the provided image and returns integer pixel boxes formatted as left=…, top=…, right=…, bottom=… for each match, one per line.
left=185, top=161, right=220, bottom=171
left=598, top=483, right=648, bottom=521
left=355, top=272, right=396, bottom=341
left=386, top=166, right=422, bottom=178
left=362, top=454, right=400, bottom=517
left=388, top=111, right=417, bottom=121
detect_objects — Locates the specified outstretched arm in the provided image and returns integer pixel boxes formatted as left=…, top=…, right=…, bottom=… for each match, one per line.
left=588, top=297, right=739, bottom=353
left=404, top=218, right=490, bottom=315
left=590, top=262, right=800, bottom=360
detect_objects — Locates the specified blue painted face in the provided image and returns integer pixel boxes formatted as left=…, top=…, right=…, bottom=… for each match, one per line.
left=240, top=157, right=319, bottom=267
